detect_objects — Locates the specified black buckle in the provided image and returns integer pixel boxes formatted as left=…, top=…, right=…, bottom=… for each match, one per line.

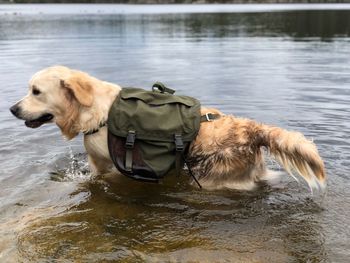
left=205, top=113, right=214, bottom=122
left=174, top=134, right=184, bottom=152
left=125, top=130, right=136, bottom=148
left=200, top=113, right=221, bottom=123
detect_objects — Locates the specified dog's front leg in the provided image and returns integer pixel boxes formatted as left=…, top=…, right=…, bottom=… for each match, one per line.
left=84, top=128, right=115, bottom=175
left=87, top=154, right=114, bottom=175
left=87, top=154, right=100, bottom=175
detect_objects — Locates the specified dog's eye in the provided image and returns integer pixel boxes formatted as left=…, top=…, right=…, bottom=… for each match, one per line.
left=32, top=88, right=41, bottom=96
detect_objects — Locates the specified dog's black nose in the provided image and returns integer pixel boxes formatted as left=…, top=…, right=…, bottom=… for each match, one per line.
left=10, top=104, right=20, bottom=117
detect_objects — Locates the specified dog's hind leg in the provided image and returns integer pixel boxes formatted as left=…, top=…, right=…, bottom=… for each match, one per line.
left=187, top=136, right=268, bottom=190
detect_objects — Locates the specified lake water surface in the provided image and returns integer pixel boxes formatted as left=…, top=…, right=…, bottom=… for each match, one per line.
left=0, top=4, right=350, bottom=262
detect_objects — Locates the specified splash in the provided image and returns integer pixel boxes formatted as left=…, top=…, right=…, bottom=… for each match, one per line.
left=50, top=147, right=92, bottom=182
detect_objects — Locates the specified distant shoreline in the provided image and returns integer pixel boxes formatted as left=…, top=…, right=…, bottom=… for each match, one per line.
left=2, top=1, right=350, bottom=4
left=1, top=3, right=350, bottom=15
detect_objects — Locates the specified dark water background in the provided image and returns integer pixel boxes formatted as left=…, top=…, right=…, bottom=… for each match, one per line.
left=0, top=4, right=350, bottom=262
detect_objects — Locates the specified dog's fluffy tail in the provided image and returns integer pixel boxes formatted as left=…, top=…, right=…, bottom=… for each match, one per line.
left=258, top=124, right=326, bottom=191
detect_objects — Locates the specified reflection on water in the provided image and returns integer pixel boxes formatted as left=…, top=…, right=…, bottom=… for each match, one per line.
left=1, top=10, right=350, bottom=40
left=0, top=5, right=350, bottom=262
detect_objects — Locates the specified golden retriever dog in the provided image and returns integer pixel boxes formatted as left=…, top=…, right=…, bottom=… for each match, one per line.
left=10, top=66, right=326, bottom=191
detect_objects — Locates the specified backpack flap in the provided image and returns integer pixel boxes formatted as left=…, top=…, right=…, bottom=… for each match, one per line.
left=107, top=133, right=161, bottom=182
left=109, top=88, right=200, bottom=142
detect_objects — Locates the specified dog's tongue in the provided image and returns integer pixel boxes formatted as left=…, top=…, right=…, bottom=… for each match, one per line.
left=25, top=120, right=43, bottom=128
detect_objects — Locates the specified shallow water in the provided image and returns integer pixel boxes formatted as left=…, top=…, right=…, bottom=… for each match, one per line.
left=1, top=4, right=350, bottom=262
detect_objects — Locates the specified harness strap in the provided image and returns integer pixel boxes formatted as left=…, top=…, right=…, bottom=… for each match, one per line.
left=86, top=113, right=219, bottom=136
left=125, top=130, right=136, bottom=172
left=200, top=113, right=221, bottom=123
left=83, top=122, right=107, bottom=135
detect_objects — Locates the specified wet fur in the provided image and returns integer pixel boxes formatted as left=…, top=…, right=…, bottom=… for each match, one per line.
left=188, top=109, right=325, bottom=190
left=11, top=66, right=326, bottom=191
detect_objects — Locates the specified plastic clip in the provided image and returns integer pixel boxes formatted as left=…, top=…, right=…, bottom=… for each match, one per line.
left=174, top=134, right=184, bottom=152
left=125, top=130, right=136, bottom=148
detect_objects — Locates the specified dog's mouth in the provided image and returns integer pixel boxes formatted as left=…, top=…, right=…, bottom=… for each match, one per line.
left=24, top=113, right=54, bottom=128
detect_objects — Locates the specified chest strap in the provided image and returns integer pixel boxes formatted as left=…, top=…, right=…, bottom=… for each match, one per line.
left=83, top=122, right=107, bottom=136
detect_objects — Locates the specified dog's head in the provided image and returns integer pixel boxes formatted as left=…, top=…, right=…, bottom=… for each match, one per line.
left=10, top=66, right=94, bottom=139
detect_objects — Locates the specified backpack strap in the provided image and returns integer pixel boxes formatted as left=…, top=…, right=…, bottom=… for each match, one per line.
left=200, top=113, right=221, bottom=122
left=174, top=134, right=184, bottom=177
left=125, top=130, right=136, bottom=172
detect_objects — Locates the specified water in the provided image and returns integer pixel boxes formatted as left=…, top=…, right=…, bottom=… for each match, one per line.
left=1, top=4, right=350, bottom=262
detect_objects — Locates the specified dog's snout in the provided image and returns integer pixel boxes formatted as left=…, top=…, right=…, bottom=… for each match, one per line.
left=10, top=104, right=20, bottom=117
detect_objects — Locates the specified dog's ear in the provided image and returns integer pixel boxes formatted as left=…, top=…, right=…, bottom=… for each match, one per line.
left=60, top=73, right=93, bottom=107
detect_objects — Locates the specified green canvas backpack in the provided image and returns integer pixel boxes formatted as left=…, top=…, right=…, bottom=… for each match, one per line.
left=107, top=83, right=220, bottom=185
